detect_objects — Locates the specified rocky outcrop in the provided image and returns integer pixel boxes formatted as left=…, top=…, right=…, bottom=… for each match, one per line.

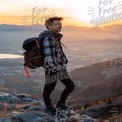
left=0, top=92, right=96, bottom=122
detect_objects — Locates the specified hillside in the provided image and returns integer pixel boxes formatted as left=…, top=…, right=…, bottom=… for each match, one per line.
left=69, top=58, right=122, bottom=106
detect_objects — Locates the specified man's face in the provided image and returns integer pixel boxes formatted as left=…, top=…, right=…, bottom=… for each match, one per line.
left=48, top=20, right=62, bottom=33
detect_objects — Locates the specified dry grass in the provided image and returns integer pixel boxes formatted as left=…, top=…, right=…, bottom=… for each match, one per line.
left=0, top=103, right=10, bottom=117
left=0, top=102, right=28, bottom=118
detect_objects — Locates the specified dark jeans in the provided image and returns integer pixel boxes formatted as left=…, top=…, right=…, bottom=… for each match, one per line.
left=43, top=69, right=75, bottom=107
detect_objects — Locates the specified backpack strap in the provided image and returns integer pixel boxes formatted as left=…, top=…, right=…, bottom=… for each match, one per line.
left=36, top=40, right=40, bottom=48
left=51, top=37, right=66, bottom=48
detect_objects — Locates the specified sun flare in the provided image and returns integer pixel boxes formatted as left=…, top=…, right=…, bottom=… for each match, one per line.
left=0, top=0, right=122, bottom=26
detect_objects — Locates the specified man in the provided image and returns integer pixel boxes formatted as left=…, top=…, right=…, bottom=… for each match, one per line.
left=39, top=17, right=75, bottom=115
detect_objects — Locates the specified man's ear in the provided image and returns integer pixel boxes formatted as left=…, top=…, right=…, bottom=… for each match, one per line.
left=48, top=24, right=52, bottom=29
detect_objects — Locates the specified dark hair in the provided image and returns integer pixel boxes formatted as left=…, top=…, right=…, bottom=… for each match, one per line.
left=45, top=17, right=63, bottom=29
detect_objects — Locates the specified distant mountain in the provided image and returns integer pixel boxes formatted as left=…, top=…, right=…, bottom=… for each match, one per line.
left=63, top=25, right=122, bottom=39
left=0, top=24, right=88, bottom=31
left=0, top=24, right=122, bottom=39
left=0, top=24, right=45, bottom=31
left=102, top=25, right=122, bottom=33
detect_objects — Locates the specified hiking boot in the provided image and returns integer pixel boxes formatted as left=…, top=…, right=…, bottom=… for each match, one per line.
left=56, top=103, right=73, bottom=110
left=44, top=105, right=56, bottom=116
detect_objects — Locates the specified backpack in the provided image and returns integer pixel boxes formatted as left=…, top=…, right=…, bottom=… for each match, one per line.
left=22, top=36, right=66, bottom=78
left=22, top=37, right=44, bottom=77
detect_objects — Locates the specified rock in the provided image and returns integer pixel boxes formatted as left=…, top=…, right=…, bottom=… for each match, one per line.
left=23, top=104, right=31, bottom=109
left=11, top=111, right=54, bottom=122
left=8, top=104, right=16, bottom=110
left=0, top=92, right=99, bottom=122
left=68, top=114, right=80, bottom=122
left=32, top=117, right=47, bottom=122
left=28, top=105, right=45, bottom=111
left=17, top=94, right=37, bottom=102
left=31, top=100, right=44, bottom=106
left=80, top=115, right=97, bottom=122
left=0, top=117, right=11, bottom=122
left=0, top=103, right=4, bottom=110
left=0, top=92, right=39, bottom=103
left=21, top=101, right=45, bottom=110
left=0, top=92, right=20, bottom=103
left=81, top=102, right=122, bottom=119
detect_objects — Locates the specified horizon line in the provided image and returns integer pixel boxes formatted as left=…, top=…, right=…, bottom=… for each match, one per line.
left=0, top=23, right=122, bottom=28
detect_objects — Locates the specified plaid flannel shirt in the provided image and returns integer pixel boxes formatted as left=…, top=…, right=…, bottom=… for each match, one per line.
left=42, top=36, right=68, bottom=70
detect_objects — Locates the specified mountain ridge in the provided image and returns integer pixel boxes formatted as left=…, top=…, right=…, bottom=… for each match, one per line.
left=0, top=24, right=122, bottom=39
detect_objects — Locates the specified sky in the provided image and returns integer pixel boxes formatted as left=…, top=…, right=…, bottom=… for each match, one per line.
left=0, top=0, right=122, bottom=27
